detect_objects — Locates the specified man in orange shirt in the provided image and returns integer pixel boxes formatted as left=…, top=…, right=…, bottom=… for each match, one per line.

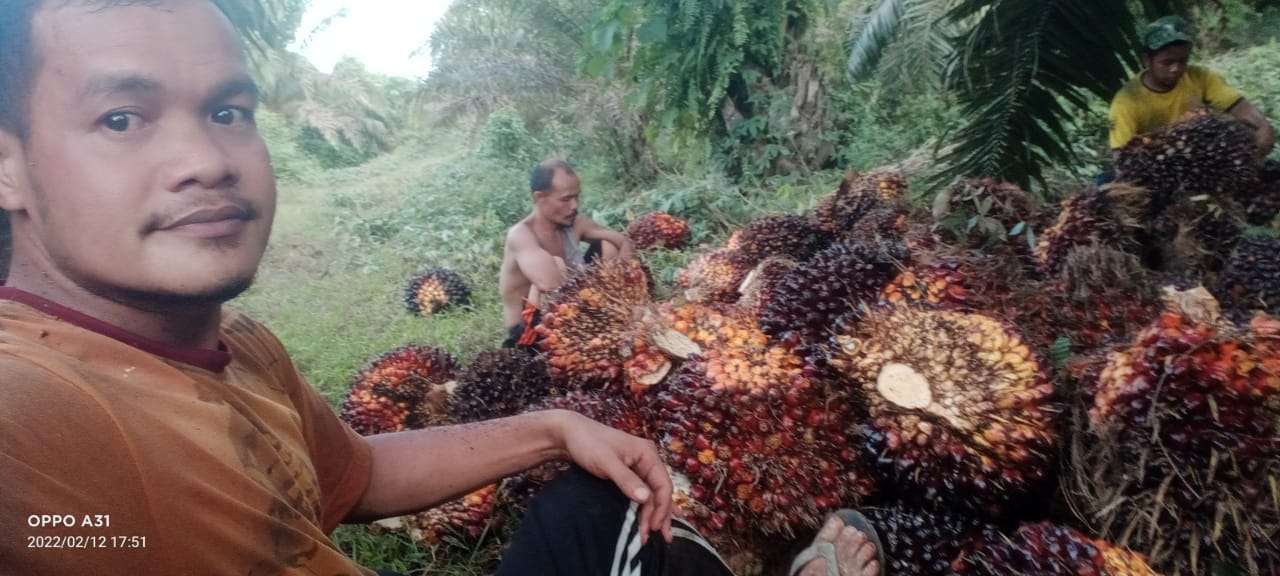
left=0, top=2, right=882, bottom=575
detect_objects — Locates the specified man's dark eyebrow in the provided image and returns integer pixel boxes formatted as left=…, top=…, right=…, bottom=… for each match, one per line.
left=205, top=76, right=260, bottom=108
left=77, top=74, right=163, bottom=103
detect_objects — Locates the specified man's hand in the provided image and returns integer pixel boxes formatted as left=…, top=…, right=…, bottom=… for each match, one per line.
left=553, top=410, right=674, bottom=544
left=617, top=240, right=636, bottom=264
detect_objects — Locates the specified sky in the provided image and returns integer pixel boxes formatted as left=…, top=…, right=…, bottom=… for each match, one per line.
left=293, top=0, right=455, bottom=80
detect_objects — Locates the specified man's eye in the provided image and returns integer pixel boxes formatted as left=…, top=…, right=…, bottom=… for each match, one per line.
left=212, top=107, right=252, bottom=126
left=102, top=112, right=141, bottom=132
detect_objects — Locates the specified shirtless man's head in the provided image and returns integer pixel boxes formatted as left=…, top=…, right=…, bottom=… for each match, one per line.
left=530, top=159, right=580, bottom=227
left=0, top=0, right=274, bottom=346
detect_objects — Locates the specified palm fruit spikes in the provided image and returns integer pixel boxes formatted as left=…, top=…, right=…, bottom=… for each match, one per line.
left=758, top=240, right=908, bottom=344
left=813, top=170, right=908, bottom=236
left=404, top=268, right=471, bottom=316
left=450, top=348, right=558, bottom=424
left=340, top=344, right=460, bottom=435
left=1048, top=244, right=1159, bottom=350
left=732, top=214, right=833, bottom=264
left=1034, top=184, right=1148, bottom=277
left=1115, top=109, right=1259, bottom=211
left=652, top=359, right=873, bottom=538
left=627, top=211, right=691, bottom=250
left=677, top=248, right=755, bottom=304
left=954, top=522, right=1162, bottom=575
left=827, top=307, right=1060, bottom=515
left=862, top=503, right=1002, bottom=576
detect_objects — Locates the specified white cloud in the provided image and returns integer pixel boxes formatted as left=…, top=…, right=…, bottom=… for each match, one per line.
left=293, top=0, right=455, bottom=80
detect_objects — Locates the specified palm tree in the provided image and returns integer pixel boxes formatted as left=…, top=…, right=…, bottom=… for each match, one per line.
left=847, top=0, right=1193, bottom=189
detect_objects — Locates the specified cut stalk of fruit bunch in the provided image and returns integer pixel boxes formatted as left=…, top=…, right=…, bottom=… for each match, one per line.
left=827, top=307, right=1060, bottom=516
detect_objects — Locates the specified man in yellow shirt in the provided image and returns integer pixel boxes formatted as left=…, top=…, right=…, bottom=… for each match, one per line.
left=1109, top=16, right=1275, bottom=157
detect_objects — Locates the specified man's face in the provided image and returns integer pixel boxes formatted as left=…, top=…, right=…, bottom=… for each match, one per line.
left=0, top=0, right=274, bottom=307
left=534, top=170, right=580, bottom=226
left=1143, top=43, right=1193, bottom=91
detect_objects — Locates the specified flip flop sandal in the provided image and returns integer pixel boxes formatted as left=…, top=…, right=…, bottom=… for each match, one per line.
left=788, top=509, right=886, bottom=576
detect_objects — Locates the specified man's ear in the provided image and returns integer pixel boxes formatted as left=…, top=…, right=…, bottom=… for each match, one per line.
left=0, top=130, right=30, bottom=212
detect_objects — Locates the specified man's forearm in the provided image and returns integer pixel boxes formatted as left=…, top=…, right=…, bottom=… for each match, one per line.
left=347, top=410, right=569, bottom=522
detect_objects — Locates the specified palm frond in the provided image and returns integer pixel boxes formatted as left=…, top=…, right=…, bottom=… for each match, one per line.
left=874, top=0, right=958, bottom=92
left=845, top=0, right=915, bottom=81
left=934, top=0, right=1174, bottom=189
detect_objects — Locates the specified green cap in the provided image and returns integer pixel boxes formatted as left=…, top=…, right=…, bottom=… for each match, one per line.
left=1144, top=15, right=1194, bottom=52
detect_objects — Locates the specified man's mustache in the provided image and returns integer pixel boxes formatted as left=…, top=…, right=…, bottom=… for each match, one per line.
left=142, top=194, right=260, bottom=234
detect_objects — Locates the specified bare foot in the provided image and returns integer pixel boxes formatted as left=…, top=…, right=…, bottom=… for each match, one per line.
left=796, top=515, right=880, bottom=576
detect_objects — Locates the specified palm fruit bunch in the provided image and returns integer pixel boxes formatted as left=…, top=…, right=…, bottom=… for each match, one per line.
left=845, top=204, right=910, bottom=246
left=827, top=307, right=1060, bottom=515
left=877, top=262, right=972, bottom=311
left=758, top=240, right=908, bottom=344
left=1114, top=109, right=1259, bottom=212
left=407, top=483, right=509, bottom=547
left=1034, top=184, right=1148, bottom=277
left=535, top=259, right=657, bottom=387
left=953, top=522, right=1161, bottom=575
left=737, top=257, right=798, bottom=317
left=1048, top=244, right=1159, bottom=350
left=813, top=170, right=908, bottom=236
left=1216, top=234, right=1280, bottom=316
left=732, top=214, right=833, bottom=264
left=862, top=503, right=1002, bottom=575
left=651, top=356, right=874, bottom=537
left=403, top=268, right=471, bottom=316
left=627, top=211, right=691, bottom=250
left=340, top=344, right=460, bottom=435
left=1077, top=291, right=1280, bottom=574
left=450, top=348, right=558, bottom=424
left=676, top=248, right=755, bottom=304
left=1148, top=193, right=1245, bottom=276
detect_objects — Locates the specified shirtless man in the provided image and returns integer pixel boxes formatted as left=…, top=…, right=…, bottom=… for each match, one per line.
left=499, top=159, right=634, bottom=347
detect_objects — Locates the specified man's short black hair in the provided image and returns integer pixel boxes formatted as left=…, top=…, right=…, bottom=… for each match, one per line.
left=0, top=0, right=46, bottom=138
left=530, top=159, right=575, bottom=194
left=0, top=0, right=238, bottom=139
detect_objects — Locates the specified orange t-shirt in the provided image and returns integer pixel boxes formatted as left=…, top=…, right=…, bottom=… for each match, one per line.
left=0, top=288, right=376, bottom=576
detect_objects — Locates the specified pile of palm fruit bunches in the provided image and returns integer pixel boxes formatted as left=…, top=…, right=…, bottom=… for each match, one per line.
left=341, top=110, right=1280, bottom=575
